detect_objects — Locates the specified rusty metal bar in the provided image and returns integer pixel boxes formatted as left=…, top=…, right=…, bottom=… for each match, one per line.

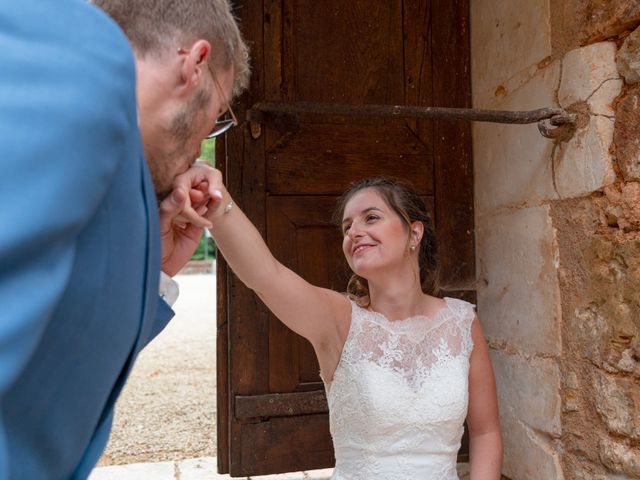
left=247, top=101, right=577, bottom=140
left=249, top=101, right=561, bottom=124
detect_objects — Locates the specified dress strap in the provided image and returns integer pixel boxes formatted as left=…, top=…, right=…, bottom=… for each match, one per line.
left=348, top=297, right=367, bottom=325
left=443, top=297, right=476, bottom=355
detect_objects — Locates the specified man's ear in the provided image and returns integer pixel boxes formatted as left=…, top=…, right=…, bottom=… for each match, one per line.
left=179, top=39, right=212, bottom=88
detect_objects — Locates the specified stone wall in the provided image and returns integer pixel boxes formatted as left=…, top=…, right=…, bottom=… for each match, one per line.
left=550, top=13, right=640, bottom=479
left=552, top=186, right=640, bottom=479
left=472, top=1, right=639, bottom=479
left=472, top=1, right=564, bottom=477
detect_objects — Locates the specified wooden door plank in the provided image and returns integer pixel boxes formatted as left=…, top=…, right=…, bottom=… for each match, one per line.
left=431, top=0, right=474, bottom=291
left=216, top=148, right=230, bottom=474
left=292, top=1, right=405, bottom=104
left=430, top=0, right=473, bottom=457
left=264, top=0, right=285, bottom=102
left=235, top=391, right=328, bottom=419
left=267, top=152, right=434, bottom=195
left=235, top=415, right=334, bottom=476
left=218, top=0, right=267, bottom=474
left=403, top=0, right=434, bottom=160
left=266, top=196, right=345, bottom=392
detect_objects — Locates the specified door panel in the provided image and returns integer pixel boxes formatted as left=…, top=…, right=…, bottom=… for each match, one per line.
left=267, top=196, right=347, bottom=393
left=266, top=121, right=434, bottom=195
left=237, top=414, right=332, bottom=474
left=266, top=0, right=405, bottom=104
left=218, top=0, right=473, bottom=475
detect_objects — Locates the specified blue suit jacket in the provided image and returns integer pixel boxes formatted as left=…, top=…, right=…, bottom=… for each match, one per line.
left=0, top=1, right=175, bottom=478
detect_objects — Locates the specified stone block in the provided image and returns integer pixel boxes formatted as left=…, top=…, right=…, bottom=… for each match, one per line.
left=490, top=350, right=561, bottom=436
left=477, top=205, right=561, bottom=356
left=305, top=470, right=335, bottom=479
left=88, top=461, right=175, bottom=480
left=571, top=304, right=609, bottom=370
left=617, top=26, right=640, bottom=84
left=599, top=439, right=640, bottom=478
left=252, top=472, right=306, bottom=480
left=554, top=115, right=616, bottom=199
left=557, top=39, right=622, bottom=116
left=593, top=372, right=640, bottom=440
left=594, top=182, right=640, bottom=237
left=179, top=457, right=226, bottom=480
left=575, top=233, right=640, bottom=372
left=571, top=465, right=631, bottom=480
left=588, top=79, right=623, bottom=116
left=471, top=0, right=552, bottom=100
left=580, top=2, right=640, bottom=44
left=474, top=63, right=561, bottom=212
left=573, top=468, right=630, bottom=480
left=562, top=370, right=581, bottom=413
left=568, top=306, right=640, bottom=376
left=614, top=88, right=640, bottom=182
left=248, top=469, right=332, bottom=480
left=500, top=409, right=563, bottom=480
left=559, top=42, right=620, bottom=109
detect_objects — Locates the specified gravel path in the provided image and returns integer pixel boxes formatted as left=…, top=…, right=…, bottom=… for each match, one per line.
left=98, top=274, right=218, bottom=466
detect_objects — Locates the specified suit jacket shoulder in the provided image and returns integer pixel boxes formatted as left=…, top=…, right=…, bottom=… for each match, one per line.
left=0, top=2, right=160, bottom=478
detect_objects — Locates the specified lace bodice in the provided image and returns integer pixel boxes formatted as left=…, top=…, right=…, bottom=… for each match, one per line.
left=325, top=297, right=476, bottom=480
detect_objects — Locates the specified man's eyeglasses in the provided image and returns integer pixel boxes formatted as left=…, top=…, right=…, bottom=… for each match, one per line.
left=205, top=67, right=238, bottom=139
left=177, top=47, right=238, bottom=140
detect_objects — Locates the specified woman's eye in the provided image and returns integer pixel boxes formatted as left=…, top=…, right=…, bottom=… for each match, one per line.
left=343, top=225, right=351, bottom=234
left=366, top=215, right=379, bottom=222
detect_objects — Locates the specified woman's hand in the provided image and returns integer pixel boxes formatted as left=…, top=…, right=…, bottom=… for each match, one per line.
left=158, top=162, right=225, bottom=276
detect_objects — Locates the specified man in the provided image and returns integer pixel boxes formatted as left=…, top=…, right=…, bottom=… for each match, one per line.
left=0, top=0, right=248, bottom=478
left=90, top=0, right=249, bottom=277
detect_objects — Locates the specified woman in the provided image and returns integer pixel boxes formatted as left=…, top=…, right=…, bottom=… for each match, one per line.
left=176, top=173, right=502, bottom=479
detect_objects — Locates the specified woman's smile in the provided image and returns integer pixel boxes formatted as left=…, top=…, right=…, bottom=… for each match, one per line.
left=352, top=243, right=376, bottom=255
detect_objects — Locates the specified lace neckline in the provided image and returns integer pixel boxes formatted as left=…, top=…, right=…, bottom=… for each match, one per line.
left=353, top=297, right=454, bottom=334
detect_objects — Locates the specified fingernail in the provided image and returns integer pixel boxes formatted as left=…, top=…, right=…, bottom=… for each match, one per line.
left=172, top=190, right=183, bottom=203
left=213, top=190, right=223, bottom=199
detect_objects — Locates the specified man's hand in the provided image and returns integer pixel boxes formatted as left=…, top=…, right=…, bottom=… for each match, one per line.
left=159, top=162, right=226, bottom=276
left=159, top=188, right=206, bottom=276
left=173, top=162, right=225, bottom=219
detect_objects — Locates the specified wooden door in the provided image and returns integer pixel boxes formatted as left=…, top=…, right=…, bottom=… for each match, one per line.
left=217, top=0, right=473, bottom=476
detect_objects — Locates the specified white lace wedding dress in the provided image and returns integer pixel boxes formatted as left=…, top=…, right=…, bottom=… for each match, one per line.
left=324, top=297, right=476, bottom=480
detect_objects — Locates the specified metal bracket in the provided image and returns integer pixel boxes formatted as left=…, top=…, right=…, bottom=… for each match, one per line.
left=246, top=102, right=577, bottom=141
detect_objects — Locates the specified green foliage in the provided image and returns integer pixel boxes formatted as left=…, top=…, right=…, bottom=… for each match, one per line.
left=191, top=234, right=217, bottom=260
left=190, top=137, right=217, bottom=260
left=200, top=138, right=216, bottom=166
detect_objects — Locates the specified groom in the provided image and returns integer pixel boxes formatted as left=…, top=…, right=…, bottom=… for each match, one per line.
left=0, top=0, right=247, bottom=478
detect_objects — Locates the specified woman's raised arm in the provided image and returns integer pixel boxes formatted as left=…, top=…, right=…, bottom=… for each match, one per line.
left=171, top=164, right=350, bottom=349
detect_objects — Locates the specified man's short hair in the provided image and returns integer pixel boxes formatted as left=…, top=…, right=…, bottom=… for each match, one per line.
left=93, top=0, right=250, bottom=97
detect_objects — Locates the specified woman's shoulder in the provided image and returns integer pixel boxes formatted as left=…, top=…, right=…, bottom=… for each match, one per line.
left=442, top=296, right=477, bottom=323
left=441, top=295, right=476, bottom=310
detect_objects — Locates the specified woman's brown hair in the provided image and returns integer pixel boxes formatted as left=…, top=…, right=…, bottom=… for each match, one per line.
left=334, top=177, right=439, bottom=306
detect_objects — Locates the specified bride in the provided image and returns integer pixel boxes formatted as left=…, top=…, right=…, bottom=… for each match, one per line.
left=171, top=171, right=502, bottom=479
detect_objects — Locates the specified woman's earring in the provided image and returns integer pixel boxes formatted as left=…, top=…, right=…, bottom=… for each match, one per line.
left=410, top=245, right=416, bottom=251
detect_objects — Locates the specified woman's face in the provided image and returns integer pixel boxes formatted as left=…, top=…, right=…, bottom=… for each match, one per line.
left=341, top=188, right=411, bottom=279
